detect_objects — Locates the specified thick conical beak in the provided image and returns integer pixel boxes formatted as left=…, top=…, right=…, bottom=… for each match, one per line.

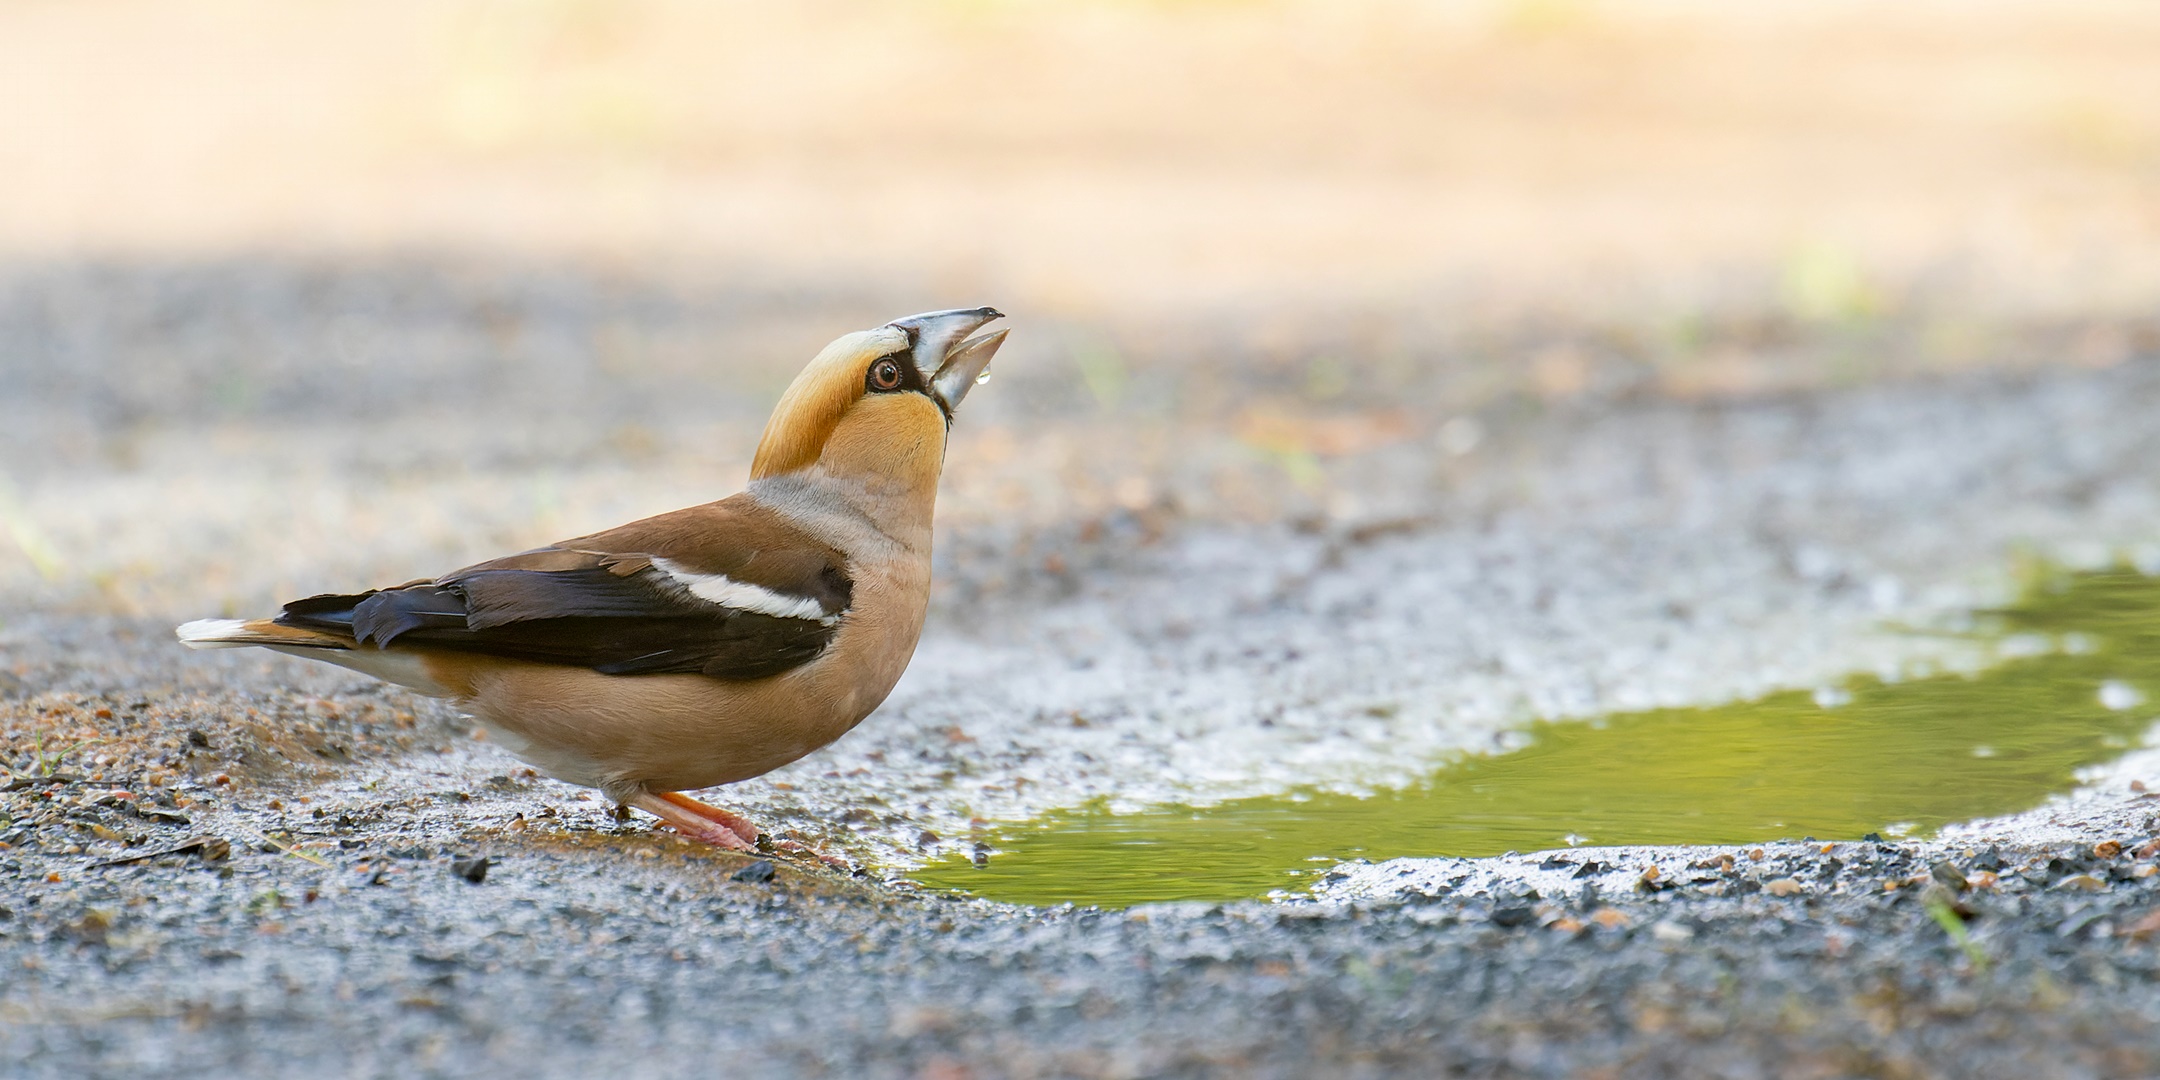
left=929, top=328, right=1007, bottom=414
left=887, top=306, right=1007, bottom=416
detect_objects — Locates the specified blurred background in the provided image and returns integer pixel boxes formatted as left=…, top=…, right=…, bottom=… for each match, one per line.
left=3, top=0, right=2159, bottom=618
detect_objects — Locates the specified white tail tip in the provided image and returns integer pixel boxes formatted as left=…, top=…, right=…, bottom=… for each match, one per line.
left=175, top=618, right=255, bottom=649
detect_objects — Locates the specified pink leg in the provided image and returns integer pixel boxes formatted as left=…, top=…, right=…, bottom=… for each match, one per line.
left=626, top=790, right=760, bottom=851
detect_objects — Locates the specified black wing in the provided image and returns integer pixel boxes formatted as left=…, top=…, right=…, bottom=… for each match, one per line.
left=276, top=565, right=839, bottom=681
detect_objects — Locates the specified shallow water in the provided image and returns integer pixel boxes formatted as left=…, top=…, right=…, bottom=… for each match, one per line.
left=914, top=569, right=2160, bottom=907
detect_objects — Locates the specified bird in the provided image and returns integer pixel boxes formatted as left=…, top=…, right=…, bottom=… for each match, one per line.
left=176, top=307, right=1008, bottom=851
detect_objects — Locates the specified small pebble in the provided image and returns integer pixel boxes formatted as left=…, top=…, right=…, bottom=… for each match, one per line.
left=451, top=856, right=490, bottom=884
left=2092, top=840, right=2123, bottom=860
left=2055, top=874, right=2107, bottom=892
left=2059, top=910, right=2110, bottom=938
left=1930, top=861, right=1969, bottom=891
left=1765, top=878, right=1805, bottom=897
left=1490, top=906, right=1535, bottom=928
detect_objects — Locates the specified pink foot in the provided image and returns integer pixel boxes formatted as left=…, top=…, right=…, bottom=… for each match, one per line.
left=627, top=790, right=759, bottom=851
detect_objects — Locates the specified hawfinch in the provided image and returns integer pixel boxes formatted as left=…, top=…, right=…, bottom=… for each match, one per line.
left=177, top=308, right=1008, bottom=850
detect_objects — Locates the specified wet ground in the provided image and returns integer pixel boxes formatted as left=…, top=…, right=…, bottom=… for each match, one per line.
left=5, top=261, right=2160, bottom=1076
left=918, top=568, right=2160, bottom=907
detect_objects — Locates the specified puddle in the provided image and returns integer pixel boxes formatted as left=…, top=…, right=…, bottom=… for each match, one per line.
left=913, top=568, right=2160, bottom=907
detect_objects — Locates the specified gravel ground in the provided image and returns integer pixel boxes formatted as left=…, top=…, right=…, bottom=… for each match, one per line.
left=5, top=260, right=2160, bottom=1076
left=2, top=757, right=2158, bottom=1079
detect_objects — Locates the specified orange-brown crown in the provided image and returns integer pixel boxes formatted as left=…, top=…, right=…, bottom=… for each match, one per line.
left=749, top=309, right=1006, bottom=482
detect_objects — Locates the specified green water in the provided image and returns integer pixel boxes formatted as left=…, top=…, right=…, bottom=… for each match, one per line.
left=913, top=568, right=2160, bottom=908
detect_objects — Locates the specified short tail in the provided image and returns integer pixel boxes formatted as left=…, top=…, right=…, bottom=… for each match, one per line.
left=174, top=615, right=452, bottom=695
left=175, top=618, right=354, bottom=651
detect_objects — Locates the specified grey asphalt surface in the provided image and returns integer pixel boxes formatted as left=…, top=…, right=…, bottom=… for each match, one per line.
left=5, top=258, right=2160, bottom=1078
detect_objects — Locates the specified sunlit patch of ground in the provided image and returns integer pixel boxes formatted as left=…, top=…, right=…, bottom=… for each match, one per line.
left=5, top=1, right=2159, bottom=326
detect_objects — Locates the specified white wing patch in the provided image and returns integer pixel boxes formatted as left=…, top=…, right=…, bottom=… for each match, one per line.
left=650, top=558, right=836, bottom=622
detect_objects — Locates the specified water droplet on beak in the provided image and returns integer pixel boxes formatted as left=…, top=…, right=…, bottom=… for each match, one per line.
left=974, top=367, right=993, bottom=386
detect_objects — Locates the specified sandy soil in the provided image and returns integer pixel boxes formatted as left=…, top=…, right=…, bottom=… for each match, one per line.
left=6, top=1, right=2160, bottom=341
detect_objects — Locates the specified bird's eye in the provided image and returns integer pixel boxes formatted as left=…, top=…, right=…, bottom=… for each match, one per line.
left=868, top=357, right=905, bottom=392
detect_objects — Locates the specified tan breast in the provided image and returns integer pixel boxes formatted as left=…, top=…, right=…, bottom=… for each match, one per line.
left=424, top=547, right=931, bottom=796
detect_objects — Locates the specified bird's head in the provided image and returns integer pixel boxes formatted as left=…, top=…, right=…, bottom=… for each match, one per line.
left=750, top=308, right=1007, bottom=486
